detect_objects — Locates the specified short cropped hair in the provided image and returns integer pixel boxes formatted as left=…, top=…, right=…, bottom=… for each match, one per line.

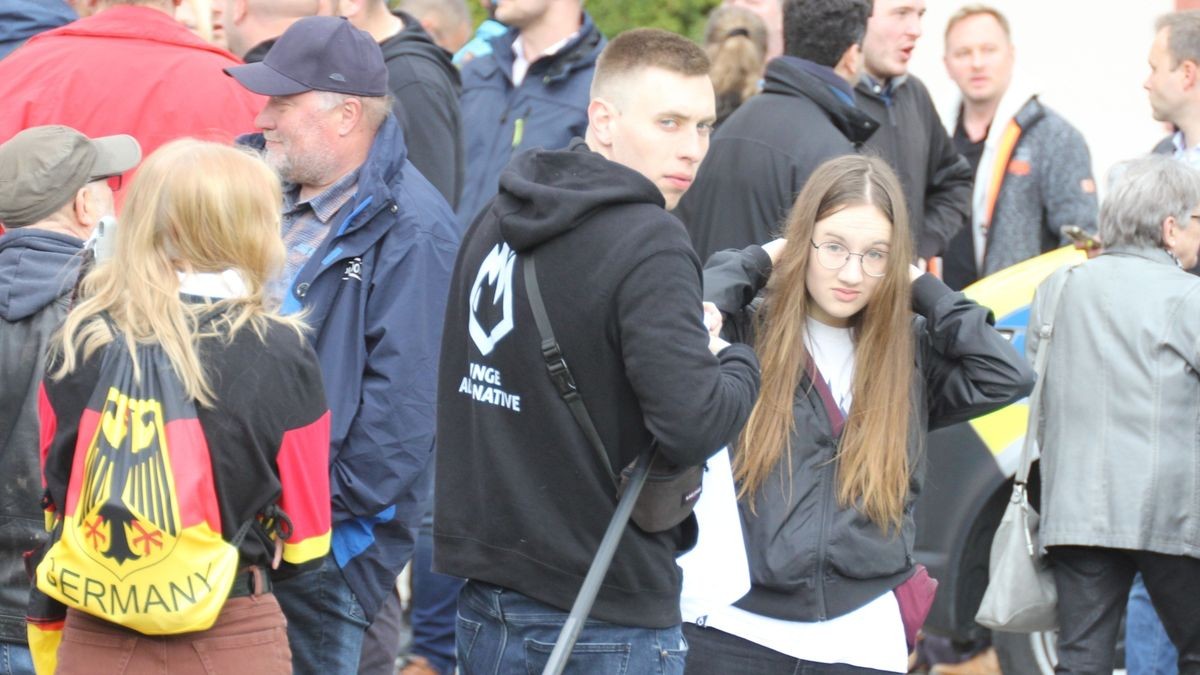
left=590, top=28, right=711, bottom=100
left=1100, top=155, right=1200, bottom=249
left=1156, top=11, right=1200, bottom=68
left=782, top=0, right=871, bottom=67
left=945, top=4, right=1012, bottom=43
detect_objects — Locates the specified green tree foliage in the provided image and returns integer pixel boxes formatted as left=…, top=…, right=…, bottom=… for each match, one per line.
left=467, top=0, right=721, bottom=42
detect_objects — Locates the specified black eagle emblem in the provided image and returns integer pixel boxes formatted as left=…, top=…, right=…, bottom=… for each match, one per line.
left=79, top=390, right=177, bottom=565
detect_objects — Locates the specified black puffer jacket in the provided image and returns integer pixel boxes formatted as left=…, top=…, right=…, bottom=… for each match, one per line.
left=703, top=245, right=1034, bottom=621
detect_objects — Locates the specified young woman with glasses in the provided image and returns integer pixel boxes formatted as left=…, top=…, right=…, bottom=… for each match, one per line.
left=685, top=155, right=1034, bottom=674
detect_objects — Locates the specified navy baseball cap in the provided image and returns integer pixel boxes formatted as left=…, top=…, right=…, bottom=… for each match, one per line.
left=224, top=16, right=388, bottom=97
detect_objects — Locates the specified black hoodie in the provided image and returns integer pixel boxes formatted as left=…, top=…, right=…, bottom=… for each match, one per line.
left=674, top=56, right=879, bottom=262
left=434, top=141, right=761, bottom=628
left=379, top=11, right=464, bottom=211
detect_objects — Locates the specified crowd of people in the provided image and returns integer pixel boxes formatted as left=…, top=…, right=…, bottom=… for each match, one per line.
left=0, top=0, right=1197, bottom=674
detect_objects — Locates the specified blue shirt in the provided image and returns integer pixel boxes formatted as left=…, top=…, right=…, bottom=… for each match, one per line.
left=271, top=169, right=360, bottom=305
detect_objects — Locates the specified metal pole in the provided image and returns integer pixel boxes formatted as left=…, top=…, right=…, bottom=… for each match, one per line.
left=541, top=451, right=652, bottom=675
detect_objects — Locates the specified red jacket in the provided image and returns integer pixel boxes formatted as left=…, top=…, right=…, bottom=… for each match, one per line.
left=0, top=6, right=263, bottom=201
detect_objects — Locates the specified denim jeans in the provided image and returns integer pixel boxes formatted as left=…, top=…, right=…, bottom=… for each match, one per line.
left=408, top=509, right=464, bottom=674
left=456, top=580, right=687, bottom=675
left=274, top=553, right=370, bottom=675
left=1127, top=573, right=1179, bottom=675
left=0, top=641, right=34, bottom=675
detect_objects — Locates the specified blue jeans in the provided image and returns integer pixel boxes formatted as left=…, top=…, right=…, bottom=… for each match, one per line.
left=408, top=509, right=463, bottom=674
left=0, top=642, right=34, bottom=675
left=274, top=554, right=370, bottom=675
left=456, top=580, right=687, bottom=675
left=1127, top=573, right=1179, bottom=675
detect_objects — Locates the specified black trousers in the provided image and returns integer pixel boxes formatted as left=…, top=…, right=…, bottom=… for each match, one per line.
left=682, top=623, right=899, bottom=674
left=1048, top=545, right=1200, bottom=675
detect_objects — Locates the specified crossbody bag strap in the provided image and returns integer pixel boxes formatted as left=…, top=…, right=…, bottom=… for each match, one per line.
left=1016, top=266, right=1075, bottom=486
left=523, top=253, right=620, bottom=488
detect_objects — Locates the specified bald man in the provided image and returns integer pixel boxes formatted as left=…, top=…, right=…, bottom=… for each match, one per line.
left=219, top=0, right=324, bottom=61
left=399, top=0, right=470, bottom=53
left=340, top=0, right=464, bottom=210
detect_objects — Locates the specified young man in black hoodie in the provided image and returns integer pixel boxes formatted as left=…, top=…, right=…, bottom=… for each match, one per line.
left=435, top=28, right=761, bottom=674
left=674, top=0, right=877, bottom=262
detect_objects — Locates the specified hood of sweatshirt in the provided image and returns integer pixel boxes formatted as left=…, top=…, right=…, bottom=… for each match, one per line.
left=379, top=11, right=460, bottom=88
left=495, top=139, right=666, bottom=252
left=763, top=56, right=879, bottom=145
left=0, top=228, right=84, bottom=321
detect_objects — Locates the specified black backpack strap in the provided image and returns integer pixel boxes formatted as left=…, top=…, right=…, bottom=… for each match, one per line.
left=523, top=253, right=619, bottom=488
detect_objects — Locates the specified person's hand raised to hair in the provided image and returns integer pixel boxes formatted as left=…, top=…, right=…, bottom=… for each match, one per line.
left=761, top=238, right=787, bottom=266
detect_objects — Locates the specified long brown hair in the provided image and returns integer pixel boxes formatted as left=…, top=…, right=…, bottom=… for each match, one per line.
left=735, top=155, right=915, bottom=530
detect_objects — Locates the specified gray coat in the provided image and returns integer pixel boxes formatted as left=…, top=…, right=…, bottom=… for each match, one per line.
left=981, top=99, right=1098, bottom=276
left=1030, top=247, right=1200, bottom=557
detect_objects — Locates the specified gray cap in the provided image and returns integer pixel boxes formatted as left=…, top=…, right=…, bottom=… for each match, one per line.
left=0, top=125, right=141, bottom=228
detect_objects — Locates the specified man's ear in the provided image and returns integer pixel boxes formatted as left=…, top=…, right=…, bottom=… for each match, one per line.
left=337, top=0, right=364, bottom=18
left=74, top=183, right=107, bottom=230
left=835, top=43, right=862, bottom=83
left=231, top=0, right=248, bottom=24
left=1183, top=59, right=1199, bottom=91
left=338, top=96, right=366, bottom=135
left=587, top=97, right=617, bottom=147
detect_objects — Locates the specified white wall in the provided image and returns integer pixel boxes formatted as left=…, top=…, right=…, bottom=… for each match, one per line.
left=907, top=0, right=1176, bottom=195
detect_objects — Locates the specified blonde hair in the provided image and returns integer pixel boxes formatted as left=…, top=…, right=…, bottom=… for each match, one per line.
left=704, top=6, right=767, bottom=122
left=735, top=155, right=915, bottom=530
left=53, top=139, right=301, bottom=407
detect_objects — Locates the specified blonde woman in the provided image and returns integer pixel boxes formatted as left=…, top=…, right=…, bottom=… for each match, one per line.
left=686, top=155, right=1033, bottom=674
left=38, top=140, right=331, bottom=674
left=704, top=5, right=768, bottom=127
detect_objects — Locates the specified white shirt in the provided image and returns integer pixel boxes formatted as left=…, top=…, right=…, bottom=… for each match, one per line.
left=510, top=31, right=578, bottom=87
left=1171, top=130, right=1200, bottom=170
left=177, top=270, right=248, bottom=299
left=702, top=594, right=909, bottom=673
left=804, top=317, right=855, bottom=416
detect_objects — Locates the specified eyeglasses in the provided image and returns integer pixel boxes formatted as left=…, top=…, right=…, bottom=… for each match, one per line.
left=92, top=174, right=123, bottom=191
left=810, top=240, right=889, bottom=278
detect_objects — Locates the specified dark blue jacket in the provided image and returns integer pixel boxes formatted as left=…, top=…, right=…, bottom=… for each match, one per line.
left=455, top=12, right=604, bottom=225
left=240, top=115, right=460, bottom=620
left=0, top=0, right=75, bottom=60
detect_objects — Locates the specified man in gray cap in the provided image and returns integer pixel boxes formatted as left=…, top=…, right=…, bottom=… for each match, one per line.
left=0, top=125, right=139, bottom=674
left=225, top=16, right=459, bottom=675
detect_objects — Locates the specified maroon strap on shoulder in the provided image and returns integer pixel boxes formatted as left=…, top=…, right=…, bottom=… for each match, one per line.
left=805, top=355, right=845, bottom=437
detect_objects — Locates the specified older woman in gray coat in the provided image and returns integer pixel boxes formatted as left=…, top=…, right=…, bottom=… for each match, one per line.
left=1028, top=155, right=1200, bottom=675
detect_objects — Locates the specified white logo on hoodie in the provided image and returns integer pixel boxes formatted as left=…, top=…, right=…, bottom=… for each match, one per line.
left=468, top=243, right=516, bottom=356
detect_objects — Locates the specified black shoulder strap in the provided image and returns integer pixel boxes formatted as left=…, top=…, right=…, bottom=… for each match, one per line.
left=523, top=253, right=619, bottom=488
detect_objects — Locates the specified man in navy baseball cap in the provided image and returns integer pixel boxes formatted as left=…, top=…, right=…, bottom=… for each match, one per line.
left=227, top=14, right=462, bottom=675
left=225, top=15, right=388, bottom=97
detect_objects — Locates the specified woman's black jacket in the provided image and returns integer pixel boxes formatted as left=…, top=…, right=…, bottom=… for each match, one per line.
left=704, top=245, right=1035, bottom=621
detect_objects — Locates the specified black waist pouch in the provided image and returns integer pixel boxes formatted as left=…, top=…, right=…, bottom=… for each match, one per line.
left=617, top=453, right=703, bottom=533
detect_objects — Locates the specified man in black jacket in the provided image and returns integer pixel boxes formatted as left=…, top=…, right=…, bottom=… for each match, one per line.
left=0, top=125, right=138, bottom=675
left=435, top=28, right=760, bottom=674
left=342, top=0, right=464, bottom=211
left=856, top=0, right=973, bottom=261
left=674, top=0, right=877, bottom=262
